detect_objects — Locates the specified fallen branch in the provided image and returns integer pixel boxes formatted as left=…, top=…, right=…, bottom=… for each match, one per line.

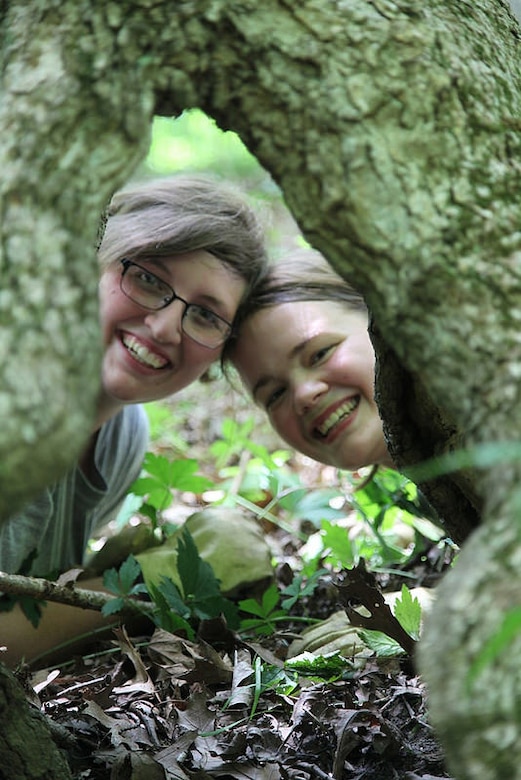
left=0, top=570, right=154, bottom=619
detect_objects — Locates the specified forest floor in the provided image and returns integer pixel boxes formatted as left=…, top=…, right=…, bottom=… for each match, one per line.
left=14, top=376, right=456, bottom=780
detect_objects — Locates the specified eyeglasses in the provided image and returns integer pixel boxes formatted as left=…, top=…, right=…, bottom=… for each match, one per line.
left=119, top=259, right=232, bottom=349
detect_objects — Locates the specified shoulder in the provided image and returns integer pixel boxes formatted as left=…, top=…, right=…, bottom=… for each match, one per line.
left=96, top=405, right=149, bottom=468
left=102, top=405, right=148, bottom=441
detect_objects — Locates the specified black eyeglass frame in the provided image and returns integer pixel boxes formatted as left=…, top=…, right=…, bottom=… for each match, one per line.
left=119, top=258, right=233, bottom=349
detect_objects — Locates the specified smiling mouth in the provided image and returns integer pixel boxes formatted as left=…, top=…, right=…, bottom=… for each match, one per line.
left=121, top=333, right=169, bottom=370
left=314, top=397, right=359, bottom=438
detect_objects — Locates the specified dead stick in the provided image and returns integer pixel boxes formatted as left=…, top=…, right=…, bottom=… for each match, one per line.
left=0, top=570, right=154, bottom=618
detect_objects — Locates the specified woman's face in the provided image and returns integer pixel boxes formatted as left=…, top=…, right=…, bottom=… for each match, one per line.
left=98, top=251, right=245, bottom=406
left=232, top=300, right=393, bottom=471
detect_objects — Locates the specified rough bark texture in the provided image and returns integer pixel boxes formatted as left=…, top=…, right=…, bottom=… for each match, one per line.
left=0, top=1, right=152, bottom=518
left=2, top=0, right=521, bottom=777
left=0, top=664, right=72, bottom=779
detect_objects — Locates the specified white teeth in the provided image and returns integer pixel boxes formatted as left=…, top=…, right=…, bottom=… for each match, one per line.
left=316, top=398, right=358, bottom=437
left=122, top=334, right=167, bottom=369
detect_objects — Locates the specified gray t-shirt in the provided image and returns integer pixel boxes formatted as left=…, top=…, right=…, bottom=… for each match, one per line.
left=0, top=405, right=149, bottom=577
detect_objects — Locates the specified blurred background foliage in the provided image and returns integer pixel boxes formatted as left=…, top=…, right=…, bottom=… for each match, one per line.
left=145, top=111, right=264, bottom=182
left=137, top=110, right=300, bottom=256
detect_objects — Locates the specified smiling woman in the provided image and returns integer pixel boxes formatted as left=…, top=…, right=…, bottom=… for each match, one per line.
left=118, top=258, right=234, bottom=346
left=98, top=250, right=246, bottom=410
left=0, top=173, right=268, bottom=665
left=225, top=250, right=395, bottom=472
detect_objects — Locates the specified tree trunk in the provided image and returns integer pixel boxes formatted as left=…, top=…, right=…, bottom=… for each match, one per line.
left=0, top=1, right=152, bottom=519
left=2, top=0, right=521, bottom=776
left=0, top=664, right=72, bottom=779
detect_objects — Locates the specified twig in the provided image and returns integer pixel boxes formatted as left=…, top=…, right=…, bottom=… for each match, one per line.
left=0, top=571, right=154, bottom=619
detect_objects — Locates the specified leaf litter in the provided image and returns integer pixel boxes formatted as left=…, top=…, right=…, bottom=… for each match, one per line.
left=22, top=550, right=454, bottom=780
left=16, top=385, right=456, bottom=779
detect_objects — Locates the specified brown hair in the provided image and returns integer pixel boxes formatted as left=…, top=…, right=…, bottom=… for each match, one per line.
left=223, top=249, right=367, bottom=362
left=97, top=174, right=268, bottom=306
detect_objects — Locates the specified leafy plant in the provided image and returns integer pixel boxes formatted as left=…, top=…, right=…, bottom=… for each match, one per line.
left=285, top=650, right=353, bottom=681
left=393, top=584, right=422, bottom=641
left=238, top=583, right=288, bottom=636
left=129, top=453, right=214, bottom=528
left=358, top=585, right=423, bottom=657
left=144, top=401, right=193, bottom=455
left=351, top=469, right=437, bottom=560
left=102, top=554, right=149, bottom=617
left=157, top=528, right=239, bottom=627
left=0, top=549, right=47, bottom=627
left=102, top=532, right=239, bottom=636
left=238, top=574, right=325, bottom=637
left=258, top=661, right=299, bottom=697
left=280, top=568, right=328, bottom=611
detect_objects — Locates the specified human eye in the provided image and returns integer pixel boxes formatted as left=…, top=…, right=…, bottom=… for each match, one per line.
left=133, top=266, right=168, bottom=294
left=310, top=343, right=337, bottom=366
left=188, top=304, right=223, bottom=331
left=264, top=386, right=286, bottom=410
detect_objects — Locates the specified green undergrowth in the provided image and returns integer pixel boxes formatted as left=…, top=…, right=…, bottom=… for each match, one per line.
left=93, top=399, right=448, bottom=668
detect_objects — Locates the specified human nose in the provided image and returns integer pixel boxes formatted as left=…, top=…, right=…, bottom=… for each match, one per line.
left=144, top=300, right=185, bottom=344
left=293, top=376, right=328, bottom=416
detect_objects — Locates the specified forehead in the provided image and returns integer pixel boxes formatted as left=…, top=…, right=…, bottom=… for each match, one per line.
left=143, top=251, right=246, bottom=311
left=233, top=299, right=368, bottom=382
left=240, top=299, right=367, bottom=344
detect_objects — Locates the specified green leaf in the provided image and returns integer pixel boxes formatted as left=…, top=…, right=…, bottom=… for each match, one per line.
left=103, top=566, right=123, bottom=595
left=285, top=650, right=351, bottom=679
left=129, top=583, right=149, bottom=597
left=261, top=583, right=282, bottom=615
left=142, top=452, right=173, bottom=482
left=359, top=629, right=405, bottom=657
left=238, top=597, right=268, bottom=618
left=321, top=520, right=354, bottom=567
left=156, top=576, right=191, bottom=619
left=288, top=488, right=346, bottom=524
left=130, top=476, right=172, bottom=511
left=147, top=582, right=195, bottom=639
left=19, top=596, right=46, bottom=628
left=261, top=666, right=299, bottom=696
left=103, top=555, right=142, bottom=596
left=393, top=585, right=422, bottom=641
left=102, top=597, right=126, bottom=616
left=239, top=584, right=284, bottom=620
left=167, top=459, right=214, bottom=492
left=281, top=568, right=327, bottom=610
left=130, top=454, right=214, bottom=513
left=177, top=528, right=219, bottom=599
left=118, top=555, right=142, bottom=594
left=238, top=584, right=286, bottom=635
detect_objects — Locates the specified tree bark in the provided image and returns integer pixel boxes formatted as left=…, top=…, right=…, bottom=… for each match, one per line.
left=0, top=664, right=72, bottom=779
left=0, top=1, right=152, bottom=518
left=2, top=0, right=521, bottom=777
left=0, top=570, right=154, bottom=617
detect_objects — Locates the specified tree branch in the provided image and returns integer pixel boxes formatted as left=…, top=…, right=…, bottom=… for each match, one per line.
left=0, top=571, right=154, bottom=619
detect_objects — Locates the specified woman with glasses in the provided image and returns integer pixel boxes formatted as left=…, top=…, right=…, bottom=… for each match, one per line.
left=0, top=173, right=267, bottom=664
left=225, top=250, right=395, bottom=473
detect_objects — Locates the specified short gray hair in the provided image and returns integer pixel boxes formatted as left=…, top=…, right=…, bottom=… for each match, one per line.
left=98, top=174, right=268, bottom=300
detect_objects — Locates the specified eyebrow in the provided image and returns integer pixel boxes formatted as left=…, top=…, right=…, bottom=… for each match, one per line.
left=251, top=338, right=309, bottom=400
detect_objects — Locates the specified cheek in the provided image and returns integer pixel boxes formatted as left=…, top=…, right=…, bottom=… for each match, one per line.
left=232, top=344, right=259, bottom=393
left=98, top=291, right=126, bottom=343
left=269, top=408, right=301, bottom=446
left=99, top=272, right=141, bottom=338
left=341, top=336, right=377, bottom=396
left=184, top=343, right=218, bottom=375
